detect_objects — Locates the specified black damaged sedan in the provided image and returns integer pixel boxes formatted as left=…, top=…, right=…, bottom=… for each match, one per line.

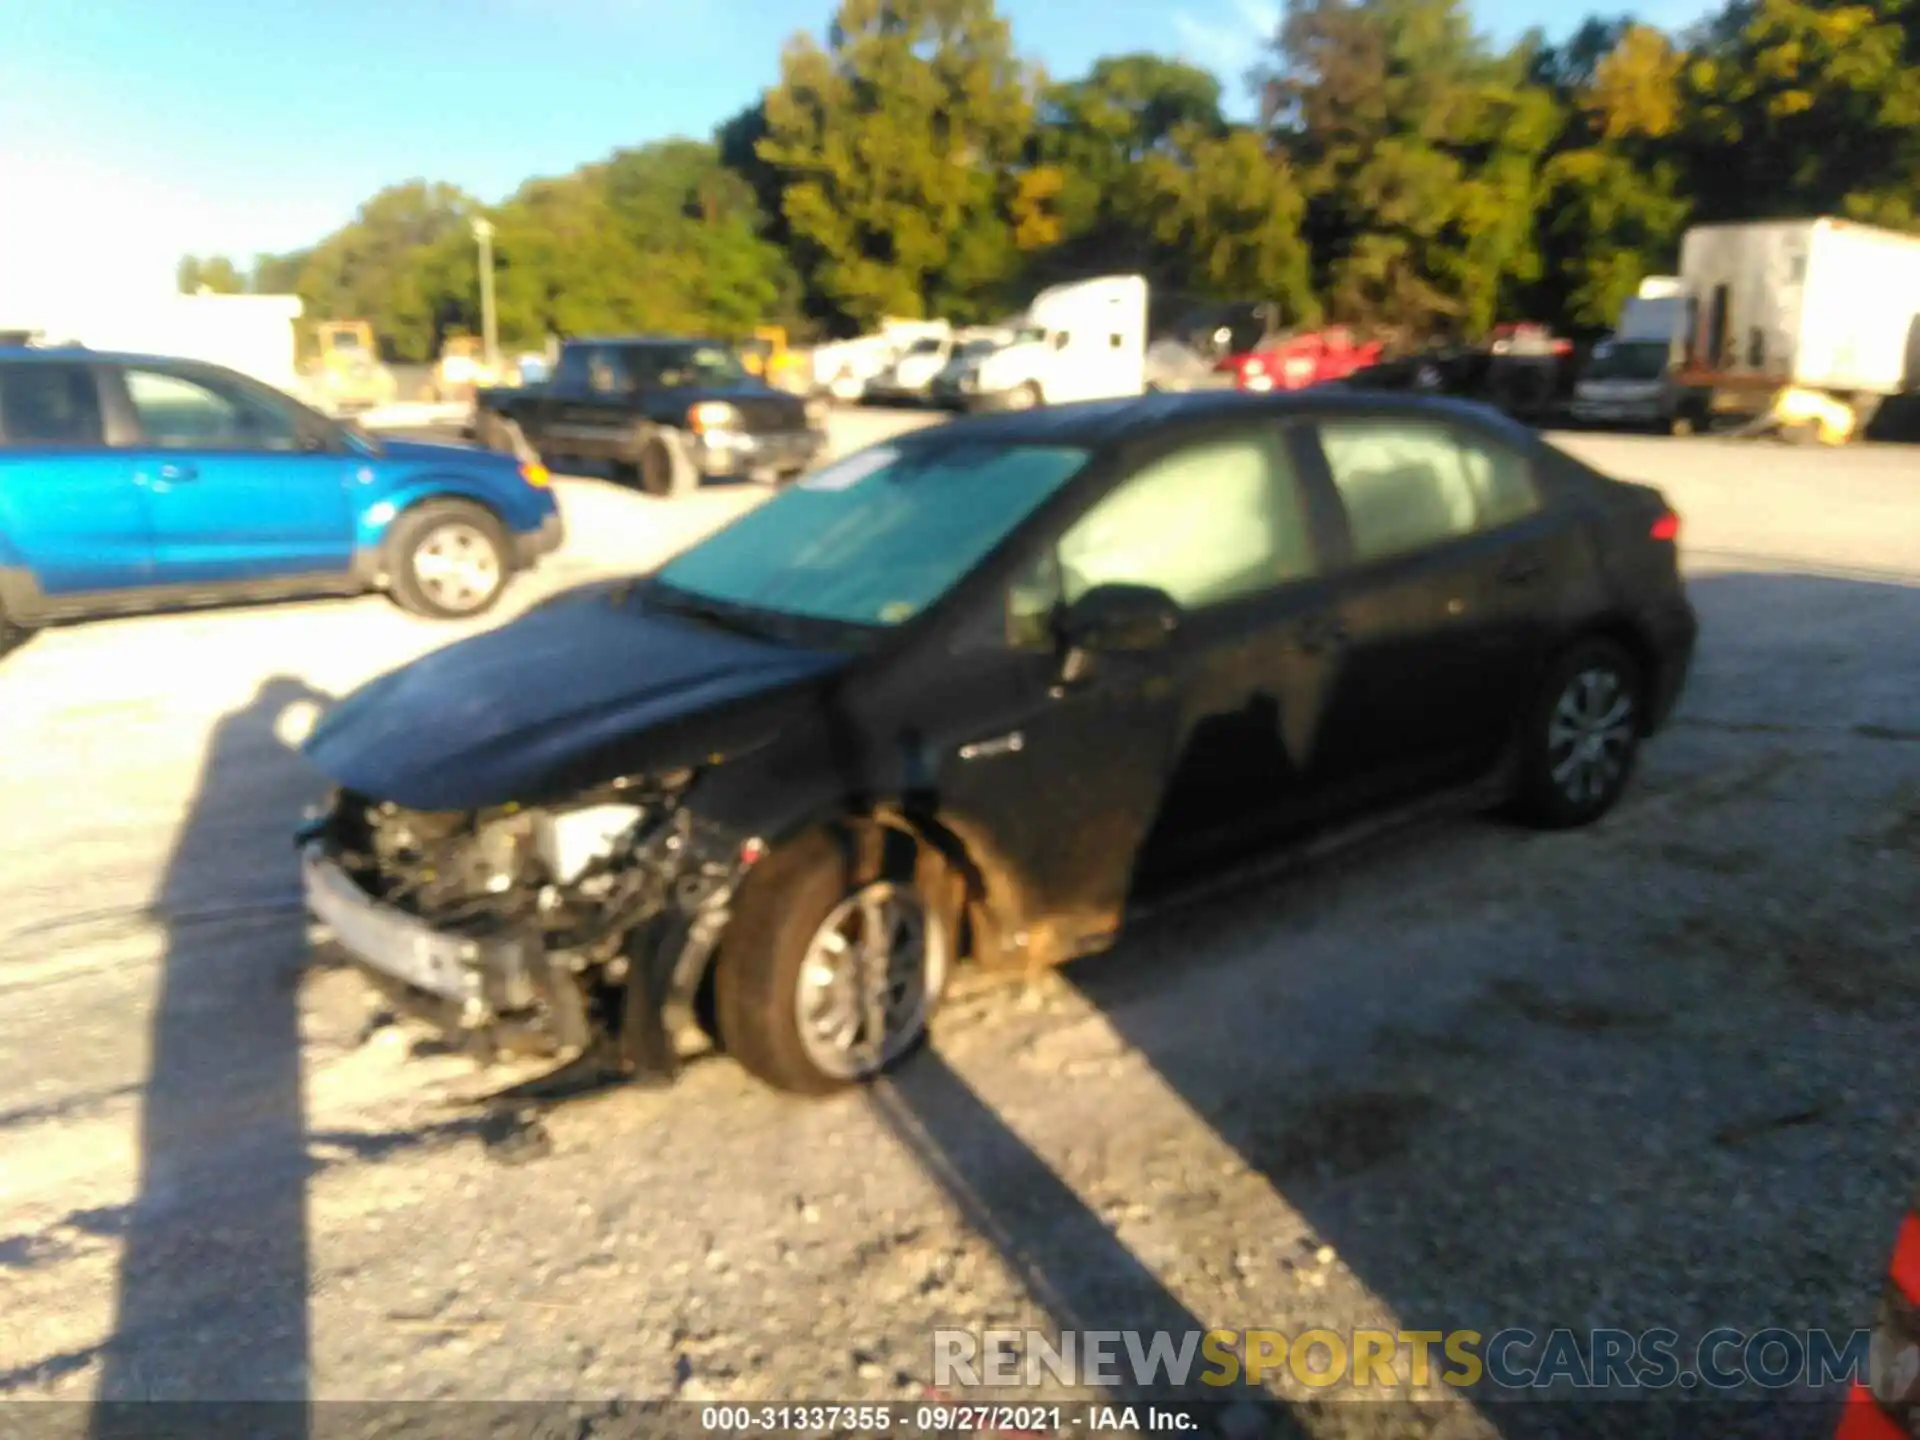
left=298, top=390, right=1697, bottom=1095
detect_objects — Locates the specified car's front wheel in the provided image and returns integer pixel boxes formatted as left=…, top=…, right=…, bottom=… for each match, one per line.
left=713, top=831, right=952, bottom=1095
left=387, top=501, right=511, bottom=619
left=1515, top=638, right=1644, bottom=829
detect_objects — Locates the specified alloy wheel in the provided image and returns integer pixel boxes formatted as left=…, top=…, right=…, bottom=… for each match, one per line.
left=1546, top=666, right=1636, bottom=806
left=793, top=881, right=947, bottom=1081
left=411, top=522, right=502, bottom=614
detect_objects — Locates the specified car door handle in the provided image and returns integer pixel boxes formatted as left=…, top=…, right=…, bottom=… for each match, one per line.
left=1500, top=555, right=1544, bottom=584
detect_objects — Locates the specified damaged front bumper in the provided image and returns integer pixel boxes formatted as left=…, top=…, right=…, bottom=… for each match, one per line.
left=296, top=805, right=753, bottom=1082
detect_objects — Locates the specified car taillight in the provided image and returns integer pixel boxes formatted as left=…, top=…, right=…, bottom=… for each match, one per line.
left=1650, top=510, right=1680, bottom=542
left=1847, top=1207, right=1920, bottom=1439
left=1892, top=1212, right=1920, bottom=1305
left=518, top=461, right=550, bottom=489
left=1837, top=1383, right=1908, bottom=1440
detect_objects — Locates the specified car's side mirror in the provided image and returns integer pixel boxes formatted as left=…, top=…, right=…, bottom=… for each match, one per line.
left=1057, top=582, right=1180, bottom=653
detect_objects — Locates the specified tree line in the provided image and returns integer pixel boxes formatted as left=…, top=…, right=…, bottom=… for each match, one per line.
left=177, top=0, right=1920, bottom=364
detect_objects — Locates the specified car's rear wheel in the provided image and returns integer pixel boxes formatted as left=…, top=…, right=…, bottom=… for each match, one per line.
left=1003, top=382, right=1043, bottom=411
left=387, top=501, right=511, bottom=619
left=713, top=831, right=951, bottom=1095
left=1514, top=638, right=1644, bottom=830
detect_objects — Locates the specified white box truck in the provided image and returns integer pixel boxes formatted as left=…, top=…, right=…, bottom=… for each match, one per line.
left=1569, top=276, right=1711, bottom=433
left=1675, top=217, right=1920, bottom=434
left=934, top=275, right=1149, bottom=412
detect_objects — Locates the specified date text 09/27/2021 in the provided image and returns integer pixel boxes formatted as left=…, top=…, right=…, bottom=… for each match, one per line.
left=696, top=1404, right=1196, bottom=1434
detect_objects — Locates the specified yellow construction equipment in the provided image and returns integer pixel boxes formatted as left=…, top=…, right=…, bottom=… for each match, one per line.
left=432, top=334, right=511, bottom=402
left=739, top=326, right=806, bottom=393
left=1735, top=385, right=1861, bottom=446
left=299, top=320, right=398, bottom=414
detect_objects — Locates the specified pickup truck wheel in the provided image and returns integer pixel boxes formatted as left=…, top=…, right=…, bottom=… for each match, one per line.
left=387, top=501, right=511, bottom=619
left=637, top=433, right=696, bottom=499
left=1004, top=382, right=1042, bottom=411
left=713, top=830, right=951, bottom=1095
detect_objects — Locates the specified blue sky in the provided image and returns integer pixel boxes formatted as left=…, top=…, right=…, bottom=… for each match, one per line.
left=0, top=0, right=1715, bottom=296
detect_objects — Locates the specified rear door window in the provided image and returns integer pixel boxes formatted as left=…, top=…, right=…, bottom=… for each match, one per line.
left=1316, top=418, right=1539, bottom=564
left=0, top=363, right=106, bottom=447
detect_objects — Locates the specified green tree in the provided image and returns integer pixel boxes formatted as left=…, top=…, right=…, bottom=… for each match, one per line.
left=1019, top=54, right=1228, bottom=285
left=176, top=255, right=245, bottom=293
left=1136, top=124, right=1319, bottom=319
left=602, top=139, right=801, bottom=334
left=1530, top=22, right=1691, bottom=331
left=1261, top=0, right=1561, bottom=335
left=758, top=0, right=1038, bottom=330
left=291, top=180, right=479, bottom=360
left=250, top=251, right=311, bottom=295
left=1680, top=0, right=1920, bottom=229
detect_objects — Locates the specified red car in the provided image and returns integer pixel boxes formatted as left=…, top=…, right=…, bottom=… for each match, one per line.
left=1216, top=326, right=1384, bottom=393
left=1836, top=1185, right=1920, bottom=1438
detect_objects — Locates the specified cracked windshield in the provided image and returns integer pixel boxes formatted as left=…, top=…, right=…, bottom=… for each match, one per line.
left=1, top=0, right=1916, bottom=1437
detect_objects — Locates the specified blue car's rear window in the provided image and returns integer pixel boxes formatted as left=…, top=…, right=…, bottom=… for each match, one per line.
left=0, top=362, right=105, bottom=447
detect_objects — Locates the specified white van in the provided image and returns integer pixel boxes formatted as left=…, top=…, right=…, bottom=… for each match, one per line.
left=936, top=276, right=1149, bottom=411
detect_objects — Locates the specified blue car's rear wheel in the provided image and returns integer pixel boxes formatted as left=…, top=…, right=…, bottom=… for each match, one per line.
left=387, top=501, right=511, bottom=620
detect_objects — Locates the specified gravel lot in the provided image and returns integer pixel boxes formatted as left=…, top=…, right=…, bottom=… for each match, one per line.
left=0, top=410, right=1915, bottom=1439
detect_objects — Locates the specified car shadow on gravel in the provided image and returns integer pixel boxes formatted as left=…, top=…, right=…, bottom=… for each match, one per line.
left=870, top=1051, right=1308, bottom=1433
left=1048, top=570, right=1920, bottom=1439
left=89, top=676, right=333, bottom=1433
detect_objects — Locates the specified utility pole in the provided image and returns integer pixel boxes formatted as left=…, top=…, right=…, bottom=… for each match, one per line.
left=472, top=216, right=498, bottom=373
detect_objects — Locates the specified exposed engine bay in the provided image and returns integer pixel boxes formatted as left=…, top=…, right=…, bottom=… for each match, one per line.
left=307, top=770, right=755, bottom=1074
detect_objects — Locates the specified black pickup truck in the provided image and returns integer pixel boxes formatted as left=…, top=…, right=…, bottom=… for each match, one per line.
left=470, top=336, right=829, bottom=497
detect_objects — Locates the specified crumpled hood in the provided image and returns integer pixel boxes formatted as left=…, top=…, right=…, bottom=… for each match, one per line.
left=303, top=586, right=851, bottom=811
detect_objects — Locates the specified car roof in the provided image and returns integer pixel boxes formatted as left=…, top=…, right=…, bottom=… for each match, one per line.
left=892, top=388, right=1537, bottom=452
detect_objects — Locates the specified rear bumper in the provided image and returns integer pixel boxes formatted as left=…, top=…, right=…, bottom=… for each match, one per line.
left=691, top=426, right=827, bottom=479
left=511, top=511, right=565, bottom=570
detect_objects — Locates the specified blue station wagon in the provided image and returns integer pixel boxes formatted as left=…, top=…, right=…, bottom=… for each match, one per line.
left=0, top=347, right=564, bottom=648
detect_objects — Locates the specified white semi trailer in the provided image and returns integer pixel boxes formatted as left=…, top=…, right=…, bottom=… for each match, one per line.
left=932, top=275, right=1149, bottom=412
left=1675, top=217, right=1920, bottom=441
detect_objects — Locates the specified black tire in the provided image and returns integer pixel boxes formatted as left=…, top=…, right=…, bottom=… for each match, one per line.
left=636, top=432, right=696, bottom=499
left=1514, top=638, right=1645, bottom=830
left=1005, top=382, right=1043, bottom=411
left=713, top=829, right=952, bottom=1096
left=386, top=500, right=512, bottom=620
